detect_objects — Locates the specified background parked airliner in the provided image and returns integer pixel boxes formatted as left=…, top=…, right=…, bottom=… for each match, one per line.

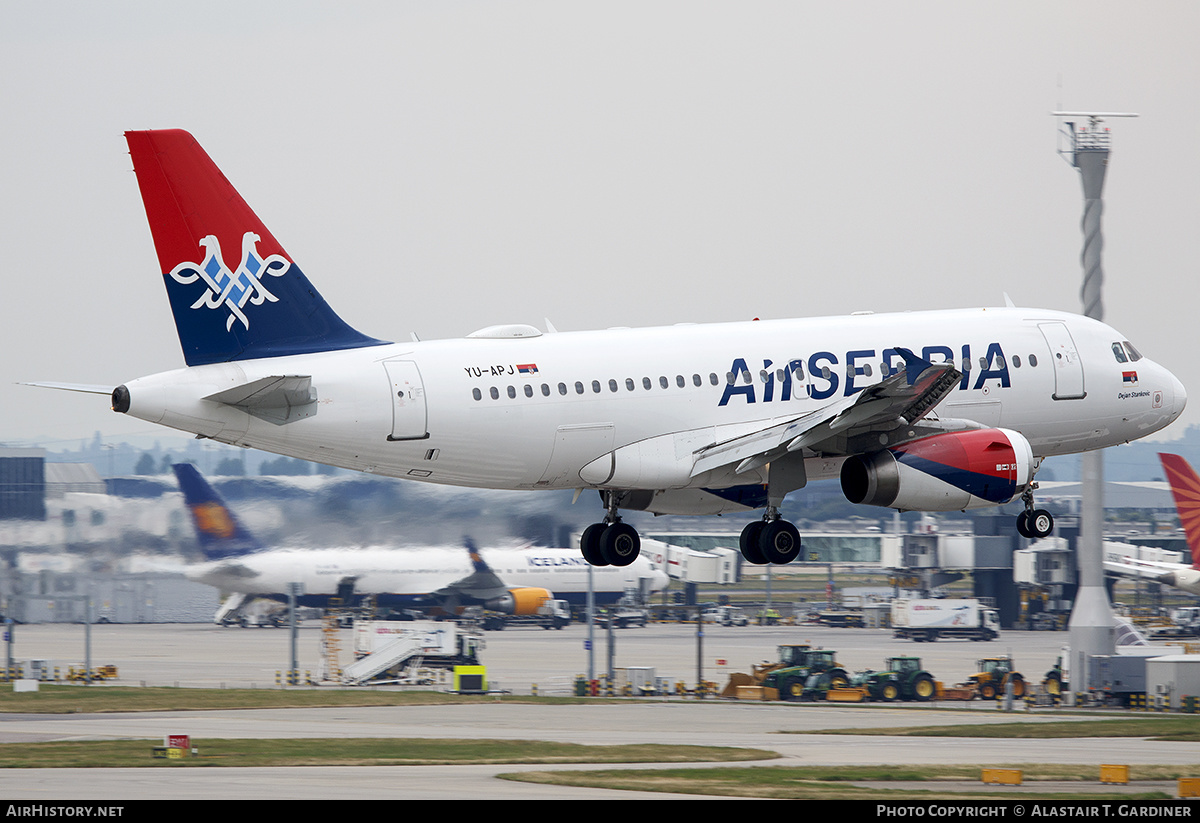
left=173, top=464, right=666, bottom=623
left=36, top=130, right=1186, bottom=569
left=1104, top=453, right=1200, bottom=595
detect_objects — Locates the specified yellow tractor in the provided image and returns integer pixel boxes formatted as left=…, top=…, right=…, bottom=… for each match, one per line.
left=968, top=655, right=1025, bottom=699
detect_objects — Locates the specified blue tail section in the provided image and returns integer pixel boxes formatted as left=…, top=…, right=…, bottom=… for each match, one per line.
left=126, top=130, right=390, bottom=367
left=172, top=463, right=265, bottom=560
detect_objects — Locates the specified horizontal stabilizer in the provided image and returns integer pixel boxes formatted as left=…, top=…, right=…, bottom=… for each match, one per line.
left=204, top=375, right=316, bottom=425
left=19, top=382, right=113, bottom=395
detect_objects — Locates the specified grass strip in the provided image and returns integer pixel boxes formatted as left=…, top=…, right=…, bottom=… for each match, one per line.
left=0, top=685, right=615, bottom=713
left=0, top=738, right=775, bottom=768
left=801, top=716, right=1200, bottom=741
left=500, top=764, right=1185, bottom=800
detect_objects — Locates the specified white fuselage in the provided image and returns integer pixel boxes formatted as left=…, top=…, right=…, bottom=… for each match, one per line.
left=120, top=307, right=1186, bottom=500
left=187, top=545, right=668, bottom=606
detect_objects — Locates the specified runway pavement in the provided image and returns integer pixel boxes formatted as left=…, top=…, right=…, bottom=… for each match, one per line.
left=2, top=622, right=1198, bottom=799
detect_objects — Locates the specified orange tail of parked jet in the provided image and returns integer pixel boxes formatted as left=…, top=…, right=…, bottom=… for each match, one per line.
left=1159, top=453, right=1200, bottom=570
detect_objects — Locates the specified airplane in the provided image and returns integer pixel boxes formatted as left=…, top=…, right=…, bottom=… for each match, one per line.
left=170, top=463, right=667, bottom=622
left=32, top=129, right=1187, bottom=568
left=1103, top=453, right=1200, bottom=595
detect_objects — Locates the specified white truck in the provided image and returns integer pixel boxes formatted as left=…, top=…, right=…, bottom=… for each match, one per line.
left=480, top=598, right=570, bottom=630
left=891, top=599, right=999, bottom=642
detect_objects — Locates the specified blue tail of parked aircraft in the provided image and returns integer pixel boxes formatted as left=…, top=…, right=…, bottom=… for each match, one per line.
left=172, top=463, right=265, bottom=560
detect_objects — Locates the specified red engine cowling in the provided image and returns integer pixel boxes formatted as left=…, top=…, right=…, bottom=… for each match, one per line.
left=484, top=587, right=552, bottom=615
left=840, top=428, right=1035, bottom=512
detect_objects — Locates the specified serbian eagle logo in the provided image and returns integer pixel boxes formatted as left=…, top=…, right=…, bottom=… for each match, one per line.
left=168, top=232, right=292, bottom=331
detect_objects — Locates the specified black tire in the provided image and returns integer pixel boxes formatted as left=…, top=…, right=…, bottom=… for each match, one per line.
left=980, top=682, right=997, bottom=700
left=881, top=681, right=900, bottom=702
left=1030, top=509, right=1054, bottom=539
left=825, top=668, right=850, bottom=690
left=1044, top=673, right=1062, bottom=696
left=580, top=523, right=608, bottom=566
left=1010, top=674, right=1026, bottom=698
left=600, top=522, right=640, bottom=567
left=759, top=520, right=802, bottom=564
left=1016, top=510, right=1033, bottom=538
left=740, top=521, right=767, bottom=564
left=912, top=673, right=935, bottom=702
left=782, top=675, right=806, bottom=702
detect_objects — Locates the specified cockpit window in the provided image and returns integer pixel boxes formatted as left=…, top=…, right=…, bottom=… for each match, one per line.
left=1111, top=342, right=1128, bottom=364
left=1124, top=341, right=1143, bottom=362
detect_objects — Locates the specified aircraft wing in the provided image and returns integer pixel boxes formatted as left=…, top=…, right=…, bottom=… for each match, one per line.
left=691, top=348, right=962, bottom=477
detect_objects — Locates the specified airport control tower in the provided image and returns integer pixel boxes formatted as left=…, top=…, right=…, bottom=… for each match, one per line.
left=1056, top=111, right=1138, bottom=694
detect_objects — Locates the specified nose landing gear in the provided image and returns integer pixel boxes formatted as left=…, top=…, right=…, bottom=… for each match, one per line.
left=1016, top=487, right=1054, bottom=539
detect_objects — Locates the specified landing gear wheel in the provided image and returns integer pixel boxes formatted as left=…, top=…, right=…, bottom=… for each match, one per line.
left=1029, top=509, right=1054, bottom=538
left=739, top=521, right=767, bottom=565
left=759, top=520, right=801, bottom=564
left=580, top=523, right=609, bottom=566
left=600, top=521, right=640, bottom=567
left=1016, top=511, right=1033, bottom=539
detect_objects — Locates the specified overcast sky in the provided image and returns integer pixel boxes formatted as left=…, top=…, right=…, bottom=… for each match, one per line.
left=3, top=1, right=1198, bottom=450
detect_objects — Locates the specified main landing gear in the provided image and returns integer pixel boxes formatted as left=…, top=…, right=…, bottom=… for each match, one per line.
left=739, top=506, right=803, bottom=565
left=580, top=492, right=641, bottom=567
left=1016, top=487, right=1054, bottom=539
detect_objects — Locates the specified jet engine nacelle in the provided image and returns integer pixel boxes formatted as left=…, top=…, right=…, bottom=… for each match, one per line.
left=840, top=428, right=1035, bottom=512
left=484, top=587, right=552, bottom=615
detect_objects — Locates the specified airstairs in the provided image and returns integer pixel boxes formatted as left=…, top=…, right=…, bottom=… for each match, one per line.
left=341, top=635, right=428, bottom=685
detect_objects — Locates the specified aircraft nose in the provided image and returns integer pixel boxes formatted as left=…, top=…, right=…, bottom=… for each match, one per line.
left=1167, top=367, right=1187, bottom=420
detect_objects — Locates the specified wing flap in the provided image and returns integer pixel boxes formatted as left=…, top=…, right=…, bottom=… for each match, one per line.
left=691, top=348, right=961, bottom=478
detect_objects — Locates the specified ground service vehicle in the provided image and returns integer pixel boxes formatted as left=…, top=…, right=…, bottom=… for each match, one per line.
left=969, top=656, right=1025, bottom=699
left=481, top=598, right=570, bottom=630
left=851, top=656, right=937, bottom=701
left=759, top=644, right=851, bottom=701
left=891, top=598, right=1000, bottom=641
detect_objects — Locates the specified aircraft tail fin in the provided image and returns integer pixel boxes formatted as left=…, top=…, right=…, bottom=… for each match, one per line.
left=1159, top=453, right=1200, bottom=570
left=125, top=129, right=389, bottom=367
left=172, top=463, right=265, bottom=560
